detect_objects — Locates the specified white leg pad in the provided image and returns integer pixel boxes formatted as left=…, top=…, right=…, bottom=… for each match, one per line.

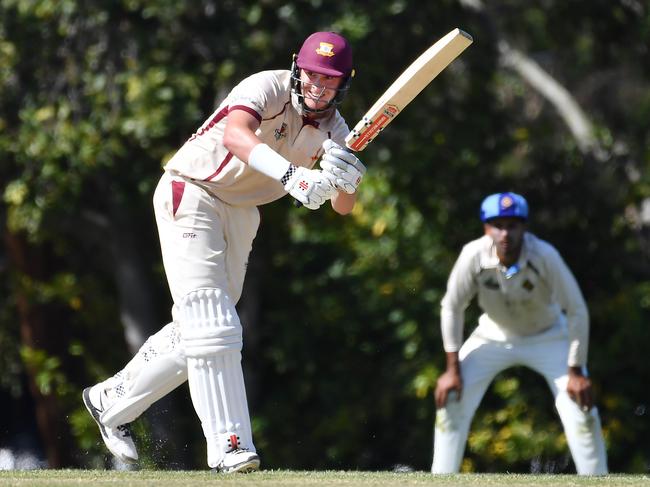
left=100, top=322, right=187, bottom=428
left=179, top=288, right=254, bottom=468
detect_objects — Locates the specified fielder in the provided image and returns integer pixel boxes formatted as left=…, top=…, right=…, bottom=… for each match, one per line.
left=431, top=192, right=608, bottom=475
left=83, top=31, right=366, bottom=473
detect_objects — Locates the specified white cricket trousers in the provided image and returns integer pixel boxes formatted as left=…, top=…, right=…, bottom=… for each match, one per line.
left=99, top=173, right=261, bottom=433
left=431, top=320, right=608, bottom=475
left=153, top=171, right=260, bottom=305
left=154, top=172, right=261, bottom=466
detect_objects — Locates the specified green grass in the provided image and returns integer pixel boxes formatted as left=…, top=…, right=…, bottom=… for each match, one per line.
left=0, top=470, right=648, bottom=487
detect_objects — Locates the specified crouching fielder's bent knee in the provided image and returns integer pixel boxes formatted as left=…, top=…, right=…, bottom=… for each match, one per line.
left=179, top=288, right=255, bottom=468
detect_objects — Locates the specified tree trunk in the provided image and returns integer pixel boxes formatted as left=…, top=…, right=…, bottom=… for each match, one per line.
left=4, top=231, right=75, bottom=467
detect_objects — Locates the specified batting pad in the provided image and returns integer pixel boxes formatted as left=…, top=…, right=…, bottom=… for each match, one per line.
left=100, top=322, right=188, bottom=428
left=179, top=288, right=254, bottom=468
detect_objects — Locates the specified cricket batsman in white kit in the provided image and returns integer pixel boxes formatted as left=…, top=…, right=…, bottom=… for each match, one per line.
left=82, top=31, right=366, bottom=472
left=431, top=192, right=608, bottom=475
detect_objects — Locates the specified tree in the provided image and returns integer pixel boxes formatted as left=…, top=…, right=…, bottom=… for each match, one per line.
left=1, top=0, right=648, bottom=473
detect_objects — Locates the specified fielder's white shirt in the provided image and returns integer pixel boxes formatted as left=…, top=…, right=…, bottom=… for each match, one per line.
left=163, top=70, right=349, bottom=207
left=440, top=233, right=590, bottom=366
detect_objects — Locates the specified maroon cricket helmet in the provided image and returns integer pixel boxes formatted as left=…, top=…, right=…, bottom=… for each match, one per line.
left=296, top=31, right=353, bottom=78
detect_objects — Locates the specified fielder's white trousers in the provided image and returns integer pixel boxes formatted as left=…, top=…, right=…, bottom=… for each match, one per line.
left=431, top=320, right=608, bottom=475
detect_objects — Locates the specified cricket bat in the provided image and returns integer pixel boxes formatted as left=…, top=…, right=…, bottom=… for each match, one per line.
left=345, top=28, right=473, bottom=152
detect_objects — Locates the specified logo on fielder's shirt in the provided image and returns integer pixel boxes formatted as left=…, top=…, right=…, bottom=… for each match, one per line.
left=482, top=277, right=500, bottom=290
left=316, top=42, right=335, bottom=57
left=274, top=123, right=287, bottom=141
left=298, top=180, right=309, bottom=191
left=522, top=279, right=535, bottom=291
left=182, top=232, right=197, bottom=239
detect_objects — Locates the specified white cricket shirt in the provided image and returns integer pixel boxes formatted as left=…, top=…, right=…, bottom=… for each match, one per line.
left=164, top=70, right=350, bottom=207
left=440, top=233, right=590, bottom=366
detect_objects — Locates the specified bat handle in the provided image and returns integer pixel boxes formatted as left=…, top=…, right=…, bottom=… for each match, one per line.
left=293, top=142, right=357, bottom=208
left=293, top=144, right=356, bottom=208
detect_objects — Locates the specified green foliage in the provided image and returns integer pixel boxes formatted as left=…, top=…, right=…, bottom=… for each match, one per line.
left=1, top=0, right=649, bottom=474
left=20, top=347, right=68, bottom=396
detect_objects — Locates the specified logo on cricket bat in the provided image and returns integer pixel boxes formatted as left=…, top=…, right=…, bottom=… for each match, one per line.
left=348, top=104, right=401, bottom=151
left=383, top=104, right=399, bottom=118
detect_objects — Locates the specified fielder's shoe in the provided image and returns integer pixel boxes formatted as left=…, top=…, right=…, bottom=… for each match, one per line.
left=214, top=449, right=260, bottom=473
left=82, top=385, right=138, bottom=464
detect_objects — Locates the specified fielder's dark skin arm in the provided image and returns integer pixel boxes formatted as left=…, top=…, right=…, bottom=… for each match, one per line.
left=434, top=351, right=462, bottom=408
left=567, top=366, right=594, bottom=411
left=434, top=353, right=594, bottom=411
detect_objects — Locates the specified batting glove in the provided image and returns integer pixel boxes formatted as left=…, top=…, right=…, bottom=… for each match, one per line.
left=319, top=139, right=366, bottom=194
left=282, top=165, right=337, bottom=210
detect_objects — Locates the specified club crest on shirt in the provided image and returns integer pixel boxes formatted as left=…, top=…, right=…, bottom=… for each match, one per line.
left=482, top=277, right=500, bottom=290
left=274, top=123, right=287, bottom=141
left=522, top=279, right=535, bottom=291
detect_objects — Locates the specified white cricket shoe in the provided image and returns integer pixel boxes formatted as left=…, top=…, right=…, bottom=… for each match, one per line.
left=82, top=385, right=138, bottom=464
left=215, top=449, right=260, bottom=473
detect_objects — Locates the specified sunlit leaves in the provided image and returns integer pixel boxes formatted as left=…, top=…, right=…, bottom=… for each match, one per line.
left=1, top=0, right=649, bottom=472
left=20, top=347, right=70, bottom=396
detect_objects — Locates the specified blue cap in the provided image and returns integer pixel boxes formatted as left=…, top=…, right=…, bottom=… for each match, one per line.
left=480, top=192, right=529, bottom=222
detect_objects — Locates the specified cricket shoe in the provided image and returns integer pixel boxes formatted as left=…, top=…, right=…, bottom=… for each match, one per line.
left=82, top=385, right=138, bottom=464
left=214, top=449, right=260, bottom=473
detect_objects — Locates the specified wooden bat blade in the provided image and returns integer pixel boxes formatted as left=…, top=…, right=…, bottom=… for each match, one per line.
left=345, top=28, right=473, bottom=152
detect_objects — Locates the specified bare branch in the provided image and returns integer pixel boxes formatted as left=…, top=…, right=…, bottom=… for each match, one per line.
left=498, top=40, right=608, bottom=162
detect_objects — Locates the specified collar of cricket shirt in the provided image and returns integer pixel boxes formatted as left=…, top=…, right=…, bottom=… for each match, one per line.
left=302, top=116, right=320, bottom=128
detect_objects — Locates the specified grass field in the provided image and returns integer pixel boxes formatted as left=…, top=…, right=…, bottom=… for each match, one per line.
left=0, top=470, right=649, bottom=487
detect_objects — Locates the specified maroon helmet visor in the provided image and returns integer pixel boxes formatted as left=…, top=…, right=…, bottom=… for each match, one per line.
left=296, top=31, right=353, bottom=77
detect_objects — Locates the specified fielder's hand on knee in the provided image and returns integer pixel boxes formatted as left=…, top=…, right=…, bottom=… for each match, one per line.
left=282, top=165, right=336, bottom=210
left=320, top=139, right=366, bottom=194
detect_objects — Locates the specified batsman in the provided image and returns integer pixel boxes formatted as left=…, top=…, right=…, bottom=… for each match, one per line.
left=83, top=31, right=366, bottom=472
left=431, top=192, right=608, bottom=475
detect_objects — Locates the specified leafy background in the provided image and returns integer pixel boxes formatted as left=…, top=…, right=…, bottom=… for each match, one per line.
left=1, top=0, right=649, bottom=473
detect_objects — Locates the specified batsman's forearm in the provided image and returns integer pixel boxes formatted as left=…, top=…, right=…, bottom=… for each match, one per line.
left=331, top=191, right=356, bottom=215
left=247, top=143, right=292, bottom=181
left=222, top=109, right=263, bottom=162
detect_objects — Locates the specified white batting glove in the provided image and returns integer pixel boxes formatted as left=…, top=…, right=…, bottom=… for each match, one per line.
left=282, top=165, right=337, bottom=210
left=319, top=139, right=366, bottom=194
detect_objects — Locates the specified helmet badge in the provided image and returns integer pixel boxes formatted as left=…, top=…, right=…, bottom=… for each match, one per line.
left=315, top=42, right=336, bottom=57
